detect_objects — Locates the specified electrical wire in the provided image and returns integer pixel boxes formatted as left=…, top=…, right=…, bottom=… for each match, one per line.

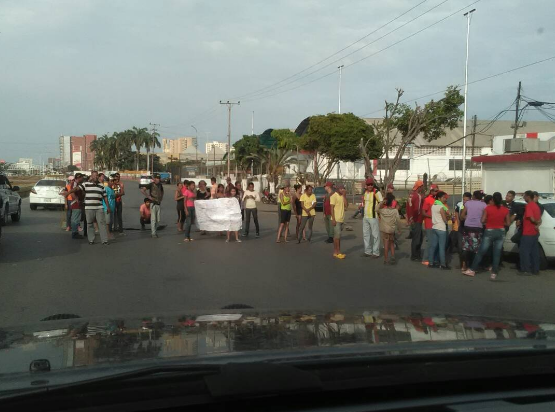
left=238, top=0, right=449, bottom=100
left=359, top=55, right=555, bottom=117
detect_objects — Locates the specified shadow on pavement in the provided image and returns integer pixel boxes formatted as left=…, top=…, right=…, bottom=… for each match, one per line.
left=0, top=232, right=83, bottom=263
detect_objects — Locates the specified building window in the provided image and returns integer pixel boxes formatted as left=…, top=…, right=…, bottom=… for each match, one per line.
left=449, top=159, right=480, bottom=170
left=377, top=158, right=410, bottom=170
left=413, top=146, right=446, bottom=156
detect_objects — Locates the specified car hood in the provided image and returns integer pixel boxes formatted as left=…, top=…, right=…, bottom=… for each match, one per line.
left=1, top=308, right=554, bottom=377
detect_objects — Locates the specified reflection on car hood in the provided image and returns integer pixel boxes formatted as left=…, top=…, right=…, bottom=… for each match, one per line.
left=1, top=309, right=555, bottom=376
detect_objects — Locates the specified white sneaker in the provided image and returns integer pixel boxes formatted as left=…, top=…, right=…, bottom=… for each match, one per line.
left=236, top=239, right=242, bottom=243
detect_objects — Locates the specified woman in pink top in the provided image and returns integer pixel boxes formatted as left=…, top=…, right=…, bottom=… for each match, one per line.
left=183, top=181, right=196, bottom=242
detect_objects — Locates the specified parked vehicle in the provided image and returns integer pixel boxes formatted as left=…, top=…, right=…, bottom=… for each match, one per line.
left=261, top=192, right=277, bottom=205
left=139, top=175, right=153, bottom=188
left=503, top=198, right=555, bottom=269
left=0, top=181, right=22, bottom=229
left=29, top=179, right=65, bottom=210
left=159, top=172, right=171, bottom=184
left=313, top=186, right=326, bottom=210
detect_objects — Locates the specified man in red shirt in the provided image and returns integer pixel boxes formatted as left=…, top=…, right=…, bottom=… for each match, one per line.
left=407, top=180, right=424, bottom=261
left=519, top=190, right=542, bottom=275
left=420, top=184, right=439, bottom=265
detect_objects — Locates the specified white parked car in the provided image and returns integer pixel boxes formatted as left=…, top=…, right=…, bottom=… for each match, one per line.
left=30, top=179, right=66, bottom=210
left=139, top=175, right=152, bottom=188
left=503, top=198, right=555, bottom=270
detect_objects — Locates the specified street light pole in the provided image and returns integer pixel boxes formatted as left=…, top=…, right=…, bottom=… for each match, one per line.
left=219, top=100, right=240, bottom=178
left=191, top=125, right=198, bottom=175
left=338, top=65, right=344, bottom=114
left=461, top=8, right=475, bottom=194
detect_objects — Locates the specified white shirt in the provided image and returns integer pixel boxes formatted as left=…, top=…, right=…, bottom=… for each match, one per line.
left=242, top=190, right=260, bottom=209
left=432, top=203, right=446, bottom=231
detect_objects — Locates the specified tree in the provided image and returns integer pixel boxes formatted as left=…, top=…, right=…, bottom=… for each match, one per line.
left=373, top=86, right=464, bottom=190
left=127, top=127, right=151, bottom=171
left=233, top=134, right=264, bottom=175
left=271, top=129, right=299, bottom=150
left=248, top=147, right=295, bottom=191
left=144, top=129, right=161, bottom=172
left=300, top=113, right=381, bottom=185
left=67, top=164, right=79, bottom=172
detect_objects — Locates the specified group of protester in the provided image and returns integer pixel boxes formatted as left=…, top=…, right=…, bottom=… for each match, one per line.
left=406, top=182, right=543, bottom=279
left=61, top=171, right=125, bottom=245
left=60, top=171, right=545, bottom=279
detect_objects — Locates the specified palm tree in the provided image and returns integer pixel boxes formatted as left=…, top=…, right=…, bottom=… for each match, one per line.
left=127, top=127, right=151, bottom=171
left=248, top=147, right=294, bottom=191
left=144, top=130, right=161, bottom=172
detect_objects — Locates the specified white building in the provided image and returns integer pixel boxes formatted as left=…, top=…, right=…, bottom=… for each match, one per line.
left=205, top=141, right=229, bottom=154
left=162, top=137, right=197, bottom=155
left=59, top=135, right=71, bottom=167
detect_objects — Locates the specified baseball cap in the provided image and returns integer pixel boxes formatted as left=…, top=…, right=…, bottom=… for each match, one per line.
left=74, top=173, right=83, bottom=178
left=365, top=178, right=374, bottom=185
left=412, top=180, right=423, bottom=190
left=324, top=182, right=334, bottom=188
left=153, top=173, right=161, bottom=178
left=430, top=184, right=439, bottom=190
left=387, top=183, right=395, bottom=190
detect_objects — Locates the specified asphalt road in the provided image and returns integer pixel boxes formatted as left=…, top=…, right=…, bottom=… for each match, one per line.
left=0, top=181, right=554, bottom=327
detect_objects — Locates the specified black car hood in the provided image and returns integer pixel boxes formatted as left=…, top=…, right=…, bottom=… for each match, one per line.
left=1, top=308, right=554, bottom=377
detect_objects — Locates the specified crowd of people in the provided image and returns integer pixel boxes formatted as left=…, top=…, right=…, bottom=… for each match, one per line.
left=60, top=171, right=545, bottom=279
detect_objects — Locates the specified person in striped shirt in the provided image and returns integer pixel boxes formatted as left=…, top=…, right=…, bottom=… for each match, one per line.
left=63, top=170, right=111, bottom=245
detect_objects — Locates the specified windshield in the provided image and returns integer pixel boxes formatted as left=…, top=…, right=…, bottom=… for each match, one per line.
left=1, top=0, right=555, bottom=393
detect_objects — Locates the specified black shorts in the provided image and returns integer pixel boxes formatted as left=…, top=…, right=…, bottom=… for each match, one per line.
left=280, top=209, right=291, bottom=223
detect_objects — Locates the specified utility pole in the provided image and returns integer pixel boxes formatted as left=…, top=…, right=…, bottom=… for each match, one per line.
left=338, top=65, right=344, bottom=114
left=251, top=111, right=254, bottom=136
left=461, top=8, right=476, bottom=194
left=512, top=81, right=522, bottom=139
left=469, top=115, right=477, bottom=191
left=149, top=122, right=159, bottom=174
left=219, top=100, right=240, bottom=178
left=191, top=125, right=198, bottom=175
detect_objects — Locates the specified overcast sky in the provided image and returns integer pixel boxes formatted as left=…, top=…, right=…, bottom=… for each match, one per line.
left=1, top=0, right=554, bottom=162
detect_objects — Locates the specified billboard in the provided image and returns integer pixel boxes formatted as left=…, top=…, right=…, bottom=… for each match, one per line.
left=72, top=152, right=82, bottom=167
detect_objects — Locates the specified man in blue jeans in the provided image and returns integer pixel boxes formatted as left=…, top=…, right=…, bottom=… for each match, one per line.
left=519, top=190, right=542, bottom=276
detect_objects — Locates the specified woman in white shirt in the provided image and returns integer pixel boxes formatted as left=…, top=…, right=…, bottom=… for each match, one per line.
left=242, top=182, right=261, bottom=237
left=429, top=191, right=450, bottom=269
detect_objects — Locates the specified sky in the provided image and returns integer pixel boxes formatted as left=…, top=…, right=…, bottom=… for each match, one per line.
left=0, top=0, right=554, bottom=162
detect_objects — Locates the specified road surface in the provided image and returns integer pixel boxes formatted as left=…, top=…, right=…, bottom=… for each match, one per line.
left=0, top=180, right=554, bottom=327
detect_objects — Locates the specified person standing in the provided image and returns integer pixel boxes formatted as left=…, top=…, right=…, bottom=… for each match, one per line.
left=63, top=171, right=110, bottom=245
left=196, top=180, right=210, bottom=236
left=292, top=184, right=303, bottom=241
left=323, top=182, right=335, bottom=243
left=140, top=173, right=164, bottom=238
left=226, top=187, right=242, bottom=243
left=454, top=192, right=472, bottom=271
left=62, top=173, right=84, bottom=239
left=112, top=173, right=125, bottom=234
left=298, top=185, right=316, bottom=243
left=175, top=182, right=185, bottom=232
left=407, top=181, right=424, bottom=260
left=428, top=191, right=450, bottom=269
left=183, top=181, right=197, bottom=242
left=518, top=190, right=542, bottom=276
left=235, top=181, right=245, bottom=222
left=330, top=184, right=348, bottom=259
left=420, top=184, right=439, bottom=266
left=100, top=174, right=116, bottom=241
left=210, top=177, right=218, bottom=199
left=64, top=175, right=75, bottom=231
left=276, top=186, right=292, bottom=243
left=378, top=193, right=400, bottom=264
left=361, top=178, right=383, bottom=258
left=242, top=182, right=260, bottom=237
left=464, top=192, right=510, bottom=280
left=460, top=190, right=486, bottom=272
left=215, top=184, right=226, bottom=198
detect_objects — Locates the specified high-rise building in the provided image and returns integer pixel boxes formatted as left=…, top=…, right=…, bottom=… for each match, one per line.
left=162, top=137, right=197, bottom=155
left=59, top=135, right=71, bottom=167
left=205, top=141, right=229, bottom=154
left=70, top=134, right=97, bottom=170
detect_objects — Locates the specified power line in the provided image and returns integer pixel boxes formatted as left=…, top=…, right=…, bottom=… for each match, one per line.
left=243, top=0, right=481, bottom=103
left=359, top=55, right=555, bottom=117
left=237, top=0, right=443, bottom=100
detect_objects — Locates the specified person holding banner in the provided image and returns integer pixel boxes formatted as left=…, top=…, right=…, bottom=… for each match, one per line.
left=226, top=187, right=242, bottom=243
left=276, top=186, right=292, bottom=243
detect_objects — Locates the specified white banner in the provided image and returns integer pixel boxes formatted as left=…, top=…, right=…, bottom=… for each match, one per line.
left=194, top=198, right=242, bottom=231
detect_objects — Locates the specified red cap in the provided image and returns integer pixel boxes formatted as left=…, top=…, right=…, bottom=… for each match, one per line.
left=430, top=184, right=439, bottom=190
left=325, top=182, right=334, bottom=188
left=365, top=178, right=374, bottom=185
left=387, top=183, right=394, bottom=190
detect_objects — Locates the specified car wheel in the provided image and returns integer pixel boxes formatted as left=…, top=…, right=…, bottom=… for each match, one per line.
left=1, top=204, right=8, bottom=226
left=30, top=204, right=37, bottom=210
left=539, top=245, right=548, bottom=271
left=11, top=203, right=21, bottom=222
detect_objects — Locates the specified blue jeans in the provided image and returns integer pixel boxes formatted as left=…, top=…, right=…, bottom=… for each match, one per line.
left=184, top=207, right=196, bottom=238
left=430, top=229, right=447, bottom=266
left=66, top=200, right=72, bottom=227
left=471, top=229, right=505, bottom=273
left=520, top=234, right=540, bottom=273
left=70, top=209, right=81, bottom=237
left=422, top=228, right=434, bottom=262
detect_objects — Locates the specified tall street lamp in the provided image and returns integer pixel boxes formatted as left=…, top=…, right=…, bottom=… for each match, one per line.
left=461, top=8, right=476, bottom=193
